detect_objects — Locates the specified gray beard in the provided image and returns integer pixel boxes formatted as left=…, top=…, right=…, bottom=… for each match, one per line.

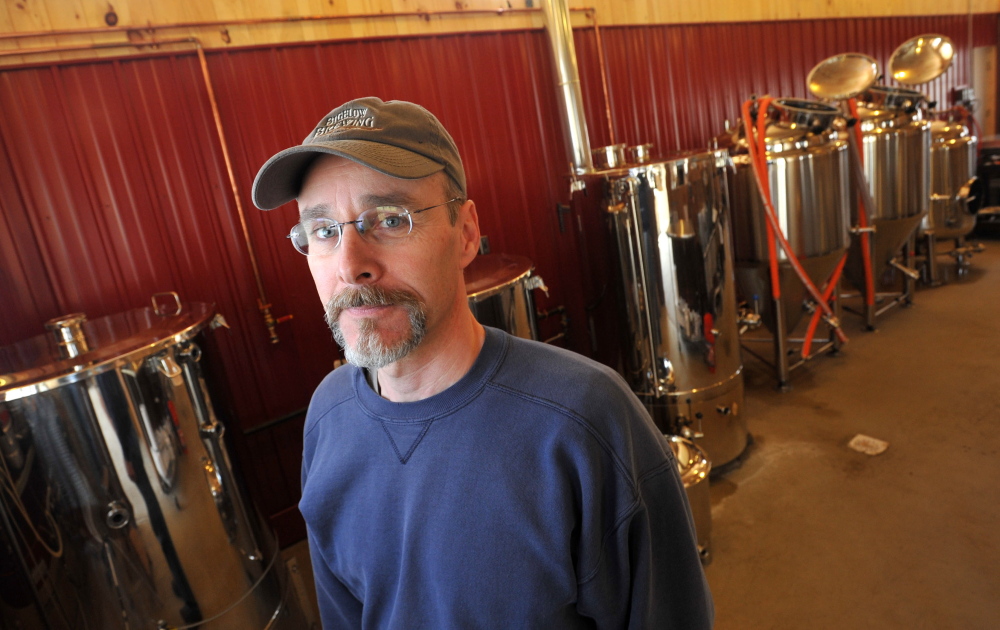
left=324, top=286, right=428, bottom=370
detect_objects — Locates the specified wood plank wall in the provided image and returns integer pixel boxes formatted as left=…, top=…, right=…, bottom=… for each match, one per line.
left=1, top=0, right=998, bottom=66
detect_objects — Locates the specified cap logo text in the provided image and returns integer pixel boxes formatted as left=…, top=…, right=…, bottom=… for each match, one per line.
left=314, top=107, right=376, bottom=137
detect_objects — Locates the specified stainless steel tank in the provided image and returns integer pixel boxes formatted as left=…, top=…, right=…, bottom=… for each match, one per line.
left=0, top=300, right=307, bottom=629
left=464, top=253, right=547, bottom=341
left=844, top=85, right=931, bottom=306
left=925, top=121, right=978, bottom=240
left=586, top=149, right=748, bottom=467
left=918, top=120, right=981, bottom=284
left=727, top=99, right=852, bottom=338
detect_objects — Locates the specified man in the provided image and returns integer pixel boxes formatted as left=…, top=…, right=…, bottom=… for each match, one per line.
left=253, top=97, right=713, bottom=629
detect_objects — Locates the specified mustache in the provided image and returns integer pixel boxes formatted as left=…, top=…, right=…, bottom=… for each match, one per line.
left=324, top=286, right=424, bottom=323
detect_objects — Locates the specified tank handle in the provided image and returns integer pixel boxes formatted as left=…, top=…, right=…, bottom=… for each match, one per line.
left=151, top=292, right=182, bottom=316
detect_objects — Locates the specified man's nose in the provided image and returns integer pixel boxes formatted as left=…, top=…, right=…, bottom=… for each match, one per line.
left=336, top=224, right=379, bottom=285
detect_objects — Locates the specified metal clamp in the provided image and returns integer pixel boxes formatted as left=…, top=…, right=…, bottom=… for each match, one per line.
left=156, top=355, right=182, bottom=379
left=151, top=292, right=182, bottom=316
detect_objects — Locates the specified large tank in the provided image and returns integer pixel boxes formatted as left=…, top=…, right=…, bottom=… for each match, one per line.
left=727, top=98, right=852, bottom=338
left=0, top=301, right=307, bottom=629
left=844, top=85, right=931, bottom=301
left=583, top=148, right=748, bottom=467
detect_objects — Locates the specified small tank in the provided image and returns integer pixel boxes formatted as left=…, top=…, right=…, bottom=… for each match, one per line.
left=925, top=120, right=978, bottom=240
left=918, top=119, right=982, bottom=284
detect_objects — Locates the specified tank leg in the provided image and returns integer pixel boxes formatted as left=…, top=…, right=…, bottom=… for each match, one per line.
left=829, top=281, right=843, bottom=356
left=903, top=234, right=916, bottom=306
left=925, top=232, right=940, bottom=287
left=772, top=295, right=791, bottom=392
left=955, top=237, right=971, bottom=277
left=865, top=236, right=877, bottom=331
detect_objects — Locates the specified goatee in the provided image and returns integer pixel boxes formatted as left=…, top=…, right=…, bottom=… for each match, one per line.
left=324, top=286, right=427, bottom=369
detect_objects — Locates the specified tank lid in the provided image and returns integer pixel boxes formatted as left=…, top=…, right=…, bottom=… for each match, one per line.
left=889, top=34, right=954, bottom=85
left=729, top=98, right=844, bottom=154
left=807, top=52, right=880, bottom=101
left=930, top=120, right=972, bottom=142
left=0, top=302, right=215, bottom=402
left=464, top=253, right=534, bottom=302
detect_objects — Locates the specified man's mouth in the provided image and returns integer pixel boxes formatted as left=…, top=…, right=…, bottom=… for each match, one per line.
left=342, top=304, right=392, bottom=318
left=325, top=286, right=424, bottom=327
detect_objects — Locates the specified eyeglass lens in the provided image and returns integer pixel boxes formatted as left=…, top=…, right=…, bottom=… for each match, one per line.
left=289, top=206, right=414, bottom=256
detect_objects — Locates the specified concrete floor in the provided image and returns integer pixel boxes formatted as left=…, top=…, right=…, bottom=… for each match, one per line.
left=283, top=233, right=1000, bottom=629
left=707, top=233, right=1000, bottom=629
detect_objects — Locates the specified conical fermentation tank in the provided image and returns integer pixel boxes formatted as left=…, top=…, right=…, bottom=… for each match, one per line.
left=727, top=99, right=852, bottom=336
left=844, top=85, right=931, bottom=300
left=582, top=148, right=749, bottom=468
left=0, top=300, right=307, bottom=629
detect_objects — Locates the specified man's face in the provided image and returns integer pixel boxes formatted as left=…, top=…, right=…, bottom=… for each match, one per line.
left=296, top=154, right=477, bottom=369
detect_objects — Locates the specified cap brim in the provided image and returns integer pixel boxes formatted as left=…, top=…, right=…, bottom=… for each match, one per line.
left=252, top=139, right=446, bottom=210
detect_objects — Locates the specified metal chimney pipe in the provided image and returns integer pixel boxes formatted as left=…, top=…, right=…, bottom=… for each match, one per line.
left=541, top=0, right=593, bottom=175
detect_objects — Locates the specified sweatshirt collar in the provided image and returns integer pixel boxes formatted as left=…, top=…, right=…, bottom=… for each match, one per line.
left=353, top=327, right=507, bottom=421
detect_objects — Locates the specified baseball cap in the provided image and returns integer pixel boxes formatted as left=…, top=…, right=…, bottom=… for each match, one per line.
left=252, top=97, right=466, bottom=210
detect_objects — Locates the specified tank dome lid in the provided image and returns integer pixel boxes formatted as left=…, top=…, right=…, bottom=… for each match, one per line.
left=889, top=34, right=954, bottom=86
left=0, top=301, right=215, bottom=402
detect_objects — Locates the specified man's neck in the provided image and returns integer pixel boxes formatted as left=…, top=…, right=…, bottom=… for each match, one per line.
left=375, top=310, right=486, bottom=403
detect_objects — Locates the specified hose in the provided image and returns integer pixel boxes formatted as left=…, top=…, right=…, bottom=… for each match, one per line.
left=741, top=98, right=849, bottom=345
left=847, top=98, right=876, bottom=308
left=801, top=252, right=848, bottom=359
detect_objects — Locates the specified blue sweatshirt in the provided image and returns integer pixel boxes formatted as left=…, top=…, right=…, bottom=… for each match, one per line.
left=300, top=327, right=713, bottom=629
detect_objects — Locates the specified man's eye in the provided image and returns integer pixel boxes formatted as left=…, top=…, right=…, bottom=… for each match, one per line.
left=370, top=207, right=409, bottom=231
left=313, top=224, right=339, bottom=240
left=381, top=214, right=405, bottom=229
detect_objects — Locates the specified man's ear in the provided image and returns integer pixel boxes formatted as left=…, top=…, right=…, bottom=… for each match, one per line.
left=458, top=199, right=481, bottom=269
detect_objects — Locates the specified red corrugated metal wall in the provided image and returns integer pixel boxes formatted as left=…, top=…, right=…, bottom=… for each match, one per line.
left=1, top=14, right=993, bottom=543
left=578, top=15, right=982, bottom=156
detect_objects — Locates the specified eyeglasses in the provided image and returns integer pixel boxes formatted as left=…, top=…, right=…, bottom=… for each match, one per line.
left=287, top=198, right=462, bottom=256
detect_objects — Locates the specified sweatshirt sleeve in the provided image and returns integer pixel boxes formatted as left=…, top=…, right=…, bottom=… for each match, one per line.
left=302, top=426, right=365, bottom=629
left=576, top=460, right=714, bottom=629
left=307, top=527, right=364, bottom=629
